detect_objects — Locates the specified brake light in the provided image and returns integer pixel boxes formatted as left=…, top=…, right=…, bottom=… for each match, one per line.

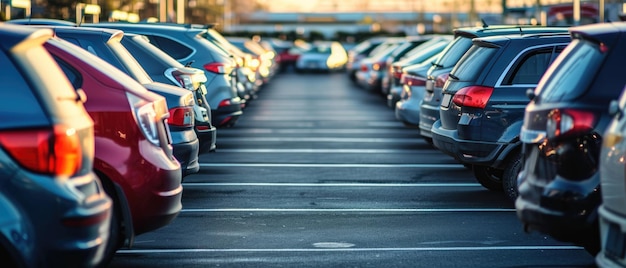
left=127, top=92, right=168, bottom=147
left=218, top=99, right=232, bottom=108
left=546, top=109, right=597, bottom=139
left=435, top=72, right=450, bottom=88
left=452, top=86, right=494, bottom=109
left=167, top=107, right=194, bottom=127
left=170, top=68, right=208, bottom=91
left=360, top=64, right=368, bottom=72
left=204, top=62, right=231, bottom=74
left=393, top=66, right=403, bottom=79
left=401, top=74, right=426, bottom=87
left=0, top=126, right=82, bottom=176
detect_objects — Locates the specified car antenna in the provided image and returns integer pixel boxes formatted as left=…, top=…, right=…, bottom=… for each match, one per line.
left=481, top=18, right=489, bottom=28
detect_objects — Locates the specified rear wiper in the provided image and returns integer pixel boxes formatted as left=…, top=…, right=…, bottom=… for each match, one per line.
left=431, top=61, right=443, bottom=68
left=448, top=73, right=460, bottom=80
left=184, top=60, right=195, bottom=67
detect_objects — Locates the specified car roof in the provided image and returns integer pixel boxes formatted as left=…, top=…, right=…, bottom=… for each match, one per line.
left=570, top=21, right=626, bottom=45
left=472, top=32, right=571, bottom=45
left=454, top=25, right=570, bottom=38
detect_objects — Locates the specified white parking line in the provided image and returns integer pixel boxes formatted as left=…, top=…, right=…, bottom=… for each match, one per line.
left=182, top=183, right=481, bottom=187
left=217, top=128, right=412, bottom=134
left=199, top=163, right=465, bottom=168
left=180, top=208, right=516, bottom=213
left=213, top=149, right=429, bottom=153
left=214, top=137, right=420, bottom=143
left=117, top=245, right=582, bottom=254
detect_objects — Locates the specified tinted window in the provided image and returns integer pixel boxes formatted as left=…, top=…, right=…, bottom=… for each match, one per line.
left=536, top=39, right=605, bottom=103
left=54, top=56, right=83, bottom=89
left=0, top=51, right=46, bottom=127
left=147, top=35, right=194, bottom=60
left=122, top=38, right=169, bottom=75
left=108, top=40, right=153, bottom=84
left=449, top=45, right=497, bottom=81
left=504, top=48, right=555, bottom=85
left=435, top=36, right=473, bottom=68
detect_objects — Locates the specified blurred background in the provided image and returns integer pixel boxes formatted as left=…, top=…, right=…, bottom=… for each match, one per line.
left=2, top=0, right=625, bottom=41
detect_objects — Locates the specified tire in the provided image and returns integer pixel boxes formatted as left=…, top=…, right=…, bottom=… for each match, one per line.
left=97, top=177, right=124, bottom=268
left=503, top=151, right=523, bottom=202
left=473, top=165, right=504, bottom=191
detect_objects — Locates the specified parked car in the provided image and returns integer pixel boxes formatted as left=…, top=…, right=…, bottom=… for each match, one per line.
left=44, top=26, right=203, bottom=176
left=430, top=33, right=570, bottom=200
left=0, top=23, right=112, bottom=268
left=294, top=41, right=348, bottom=72
left=418, top=25, right=569, bottom=144
left=597, top=86, right=626, bottom=267
left=227, top=36, right=278, bottom=82
left=386, top=37, right=452, bottom=108
left=121, top=32, right=218, bottom=153
left=85, top=22, right=243, bottom=127
left=394, top=52, right=442, bottom=128
left=355, top=41, right=403, bottom=92
left=346, top=36, right=397, bottom=82
left=44, top=35, right=183, bottom=262
left=516, top=22, right=626, bottom=255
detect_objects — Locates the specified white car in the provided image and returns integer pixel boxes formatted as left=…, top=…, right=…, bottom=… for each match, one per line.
left=295, top=41, right=347, bottom=72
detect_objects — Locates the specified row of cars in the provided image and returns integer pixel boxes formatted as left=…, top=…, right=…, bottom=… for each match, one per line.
left=0, top=19, right=284, bottom=267
left=348, top=22, right=626, bottom=266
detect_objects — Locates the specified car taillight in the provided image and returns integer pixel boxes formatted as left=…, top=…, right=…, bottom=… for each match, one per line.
left=393, top=66, right=403, bottom=79
left=452, top=86, right=494, bottom=109
left=0, top=126, right=82, bottom=176
left=360, top=64, right=368, bottom=72
left=204, top=62, right=232, bottom=74
left=372, top=61, right=386, bottom=71
left=168, top=107, right=194, bottom=127
left=170, top=68, right=208, bottom=91
left=218, top=99, right=232, bottom=108
left=546, top=109, right=597, bottom=139
left=435, top=72, right=450, bottom=88
left=127, top=92, right=167, bottom=147
left=401, top=74, right=426, bottom=87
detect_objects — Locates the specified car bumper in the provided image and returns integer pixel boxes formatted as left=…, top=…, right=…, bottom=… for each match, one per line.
left=212, top=99, right=243, bottom=127
left=597, top=205, right=626, bottom=266
left=419, top=103, right=439, bottom=139
left=387, top=85, right=403, bottom=108
left=196, top=124, right=217, bottom=153
left=172, top=133, right=200, bottom=177
left=395, top=99, right=420, bottom=127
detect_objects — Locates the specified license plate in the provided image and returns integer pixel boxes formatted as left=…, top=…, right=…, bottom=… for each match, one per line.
left=605, top=222, right=626, bottom=259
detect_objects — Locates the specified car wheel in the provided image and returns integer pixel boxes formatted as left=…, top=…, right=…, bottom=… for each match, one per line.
left=473, top=165, right=504, bottom=191
left=97, top=177, right=124, bottom=268
left=503, top=151, right=522, bottom=201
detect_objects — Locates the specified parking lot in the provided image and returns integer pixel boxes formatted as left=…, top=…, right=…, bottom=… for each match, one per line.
left=109, top=71, right=596, bottom=268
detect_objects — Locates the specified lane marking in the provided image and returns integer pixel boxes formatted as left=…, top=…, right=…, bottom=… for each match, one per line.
left=211, top=149, right=430, bottom=153
left=217, top=128, right=412, bottom=134
left=117, top=245, right=582, bottom=254
left=182, top=183, right=482, bottom=187
left=214, top=137, right=420, bottom=143
left=199, top=163, right=464, bottom=168
left=180, top=208, right=516, bottom=213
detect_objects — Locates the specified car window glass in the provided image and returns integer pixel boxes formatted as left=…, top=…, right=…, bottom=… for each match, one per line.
left=53, top=56, right=83, bottom=89
left=537, top=39, right=605, bottom=103
left=449, top=45, right=497, bottom=81
left=108, top=40, right=153, bottom=84
left=504, top=48, right=555, bottom=85
left=435, top=36, right=473, bottom=68
left=122, top=38, right=169, bottom=75
left=0, top=51, right=45, bottom=124
left=147, top=35, right=194, bottom=60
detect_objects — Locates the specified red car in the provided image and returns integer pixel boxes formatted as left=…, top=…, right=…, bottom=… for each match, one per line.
left=43, top=36, right=183, bottom=263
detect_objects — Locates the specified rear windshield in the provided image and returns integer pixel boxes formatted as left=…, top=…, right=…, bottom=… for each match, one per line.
left=449, top=45, right=498, bottom=81
left=434, top=36, right=473, bottom=68
left=536, top=39, right=605, bottom=103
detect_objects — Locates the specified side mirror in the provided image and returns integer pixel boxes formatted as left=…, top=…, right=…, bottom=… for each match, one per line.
left=526, top=88, right=536, bottom=101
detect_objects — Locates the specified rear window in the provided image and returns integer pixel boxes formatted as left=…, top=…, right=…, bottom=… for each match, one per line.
left=536, top=39, right=605, bottom=103
left=435, top=36, right=473, bottom=68
left=449, top=45, right=497, bottom=81
left=148, top=35, right=194, bottom=60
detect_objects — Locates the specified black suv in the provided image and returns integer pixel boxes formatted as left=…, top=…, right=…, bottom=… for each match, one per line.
left=430, top=33, right=570, bottom=200
left=84, top=22, right=244, bottom=128
left=516, top=22, right=626, bottom=255
left=418, top=25, right=569, bottom=144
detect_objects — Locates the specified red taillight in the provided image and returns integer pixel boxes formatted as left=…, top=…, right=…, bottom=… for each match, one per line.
left=360, top=64, right=368, bottom=72
left=0, top=126, right=82, bottom=176
left=218, top=99, right=232, bottom=108
left=393, top=66, right=403, bottom=79
left=546, top=109, right=597, bottom=139
left=401, top=74, right=426, bottom=87
left=204, top=62, right=231, bottom=74
left=196, top=125, right=210, bottom=131
left=434, top=72, right=450, bottom=88
left=167, top=107, right=194, bottom=127
left=452, top=86, right=494, bottom=109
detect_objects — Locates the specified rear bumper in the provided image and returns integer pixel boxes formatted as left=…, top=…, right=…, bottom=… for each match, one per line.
left=395, top=99, right=420, bottom=127
left=212, top=99, right=243, bottom=127
left=172, top=134, right=200, bottom=177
